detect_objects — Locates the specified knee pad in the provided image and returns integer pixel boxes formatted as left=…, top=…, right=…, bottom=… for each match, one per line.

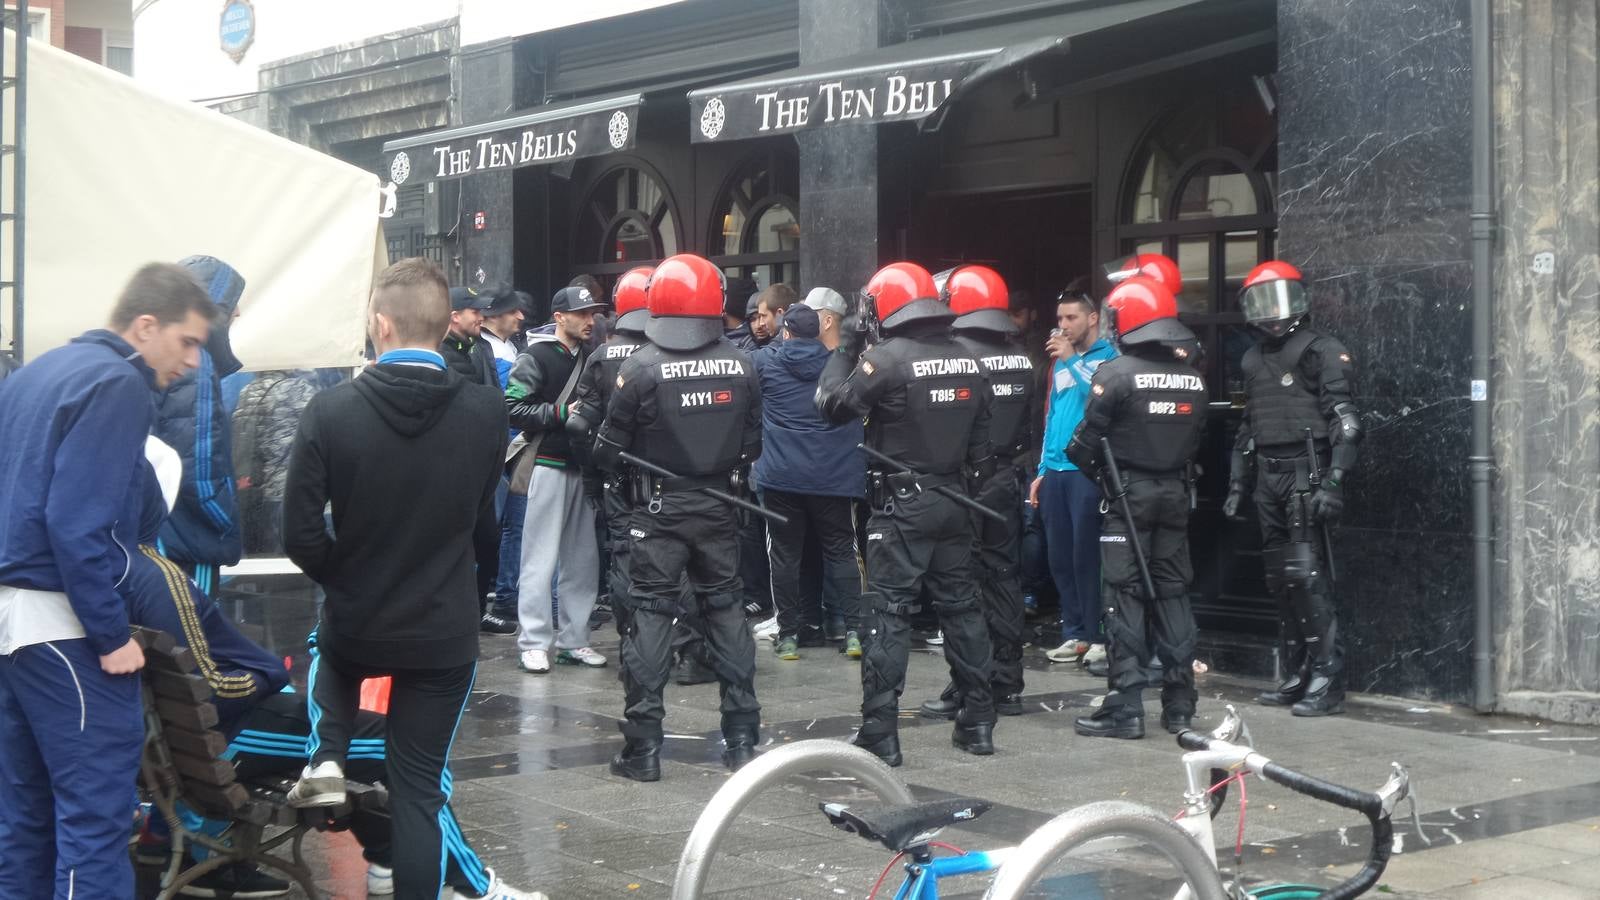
left=701, top=592, right=741, bottom=612
left=1263, top=542, right=1317, bottom=590
left=865, top=591, right=919, bottom=617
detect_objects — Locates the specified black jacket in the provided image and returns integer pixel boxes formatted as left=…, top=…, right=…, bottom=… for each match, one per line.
left=282, top=363, right=507, bottom=669
left=506, top=333, right=588, bottom=468
left=441, top=331, right=498, bottom=387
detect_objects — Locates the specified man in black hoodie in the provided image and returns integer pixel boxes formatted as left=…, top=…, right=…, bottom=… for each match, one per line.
left=282, top=258, right=508, bottom=900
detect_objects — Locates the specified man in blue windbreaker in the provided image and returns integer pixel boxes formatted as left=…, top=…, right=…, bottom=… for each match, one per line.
left=0, top=262, right=215, bottom=899
left=154, top=255, right=248, bottom=596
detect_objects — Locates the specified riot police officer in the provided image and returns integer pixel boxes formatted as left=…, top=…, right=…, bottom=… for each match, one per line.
left=1224, top=261, right=1362, bottom=717
left=918, top=265, right=1033, bottom=720
left=1067, top=276, right=1208, bottom=740
left=591, top=253, right=764, bottom=781
left=816, top=262, right=997, bottom=766
left=569, top=266, right=653, bottom=640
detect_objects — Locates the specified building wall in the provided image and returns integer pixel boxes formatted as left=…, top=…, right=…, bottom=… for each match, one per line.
left=9, top=1, right=65, bottom=48
left=1275, top=0, right=1476, bottom=702
left=1492, top=0, right=1600, bottom=724
left=131, top=0, right=458, bottom=100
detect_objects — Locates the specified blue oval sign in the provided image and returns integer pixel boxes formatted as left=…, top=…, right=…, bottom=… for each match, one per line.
left=220, top=0, right=255, bottom=63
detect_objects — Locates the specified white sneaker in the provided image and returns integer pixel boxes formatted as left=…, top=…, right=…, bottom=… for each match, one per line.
left=1045, top=640, right=1090, bottom=663
left=367, top=863, right=394, bottom=895
left=925, top=630, right=944, bottom=646
left=753, top=616, right=779, bottom=640
left=520, top=649, right=551, bottom=674
left=441, top=867, right=548, bottom=900
left=1082, top=643, right=1107, bottom=665
left=285, top=760, right=345, bottom=807
left=557, top=646, right=607, bottom=667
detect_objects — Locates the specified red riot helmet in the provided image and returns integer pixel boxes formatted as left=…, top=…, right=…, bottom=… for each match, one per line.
left=1240, top=260, right=1308, bottom=338
left=612, top=266, right=654, bottom=335
left=937, top=265, right=1015, bottom=334
left=1103, top=275, right=1190, bottom=348
left=1104, top=252, right=1183, bottom=295
left=646, top=254, right=726, bottom=351
left=865, top=262, right=951, bottom=332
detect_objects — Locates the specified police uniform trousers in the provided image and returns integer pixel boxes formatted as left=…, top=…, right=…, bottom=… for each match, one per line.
left=972, top=465, right=1027, bottom=697
left=1253, top=454, right=1343, bottom=695
left=1098, top=475, right=1198, bottom=718
left=859, top=485, right=995, bottom=740
left=620, top=490, right=759, bottom=741
left=605, top=483, right=704, bottom=678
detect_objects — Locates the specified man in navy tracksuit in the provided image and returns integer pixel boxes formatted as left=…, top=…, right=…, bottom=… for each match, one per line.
left=0, top=263, right=215, bottom=899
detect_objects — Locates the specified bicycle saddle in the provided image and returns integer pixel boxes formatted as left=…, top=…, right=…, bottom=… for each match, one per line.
left=819, top=797, right=992, bottom=852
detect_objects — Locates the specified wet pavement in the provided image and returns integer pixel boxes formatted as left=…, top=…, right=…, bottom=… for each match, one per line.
left=166, top=575, right=1600, bottom=899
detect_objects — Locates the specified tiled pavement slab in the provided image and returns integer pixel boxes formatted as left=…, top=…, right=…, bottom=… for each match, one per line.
left=133, top=582, right=1600, bottom=898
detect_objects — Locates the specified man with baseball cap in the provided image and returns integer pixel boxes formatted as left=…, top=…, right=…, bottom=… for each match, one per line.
left=442, top=286, right=498, bottom=387
left=506, top=285, right=609, bottom=674
left=804, top=287, right=849, bottom=351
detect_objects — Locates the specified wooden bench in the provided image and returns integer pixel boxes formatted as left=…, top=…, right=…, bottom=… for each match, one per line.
left=134, top=627, right=384, bottom=899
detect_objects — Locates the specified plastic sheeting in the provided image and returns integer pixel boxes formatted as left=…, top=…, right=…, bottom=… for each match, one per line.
left=8, top=31, right=382, bottom=369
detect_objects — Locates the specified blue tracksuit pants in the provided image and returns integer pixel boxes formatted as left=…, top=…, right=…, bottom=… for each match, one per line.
left=0, top=638, right=144, bottom=899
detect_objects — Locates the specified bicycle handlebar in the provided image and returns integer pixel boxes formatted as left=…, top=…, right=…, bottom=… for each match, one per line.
left=1176, top=729, right=1411, bottom=900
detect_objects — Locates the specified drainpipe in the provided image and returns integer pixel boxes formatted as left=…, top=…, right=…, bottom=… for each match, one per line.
left=1469, top=0, right=1496, bottom=713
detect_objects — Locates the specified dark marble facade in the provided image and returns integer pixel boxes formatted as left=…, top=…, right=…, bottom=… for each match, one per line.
left=1491, top=2, right=1600, bottom=723
left=1275, top=0, right=1476, bottom=702
left=456, top=39, right=519, bottom=290
left=797, top=0, right=882, bottom=295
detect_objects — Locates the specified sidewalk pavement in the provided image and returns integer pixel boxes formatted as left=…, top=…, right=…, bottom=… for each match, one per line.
left=169, top=582, right=1600, bottom=899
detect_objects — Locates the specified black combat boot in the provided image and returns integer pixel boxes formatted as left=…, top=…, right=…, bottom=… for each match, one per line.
left=609, top=738, right=662, bottom=782
left=1074, top=700, right=1145, bottom=740
left=996, top=694, right=1024, bottom=716
left=918, top=683, right=960, bottom=720
left=721, top=724, right=760, bottom=771
left=1290, top=671, right=1345, bottom=717
left=1160, top=708, right=1193, bottom=735
left=1256, top=667, right=1309, bottom=707
left=851, top=730, right=903, bottom=768
left=951, top=720, right=995, bottom=756
left=672, top=654, right=716, bottom=686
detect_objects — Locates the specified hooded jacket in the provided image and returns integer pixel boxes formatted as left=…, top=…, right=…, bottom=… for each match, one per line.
left=154, top=255, right=246, bottom=567
left=751, top=337, right=865, bottom=498
left=0, top=330, right=158, bottom=656
left=440, top=331, right=498, bottom=387
left=282, top=362, right=508, bottom=669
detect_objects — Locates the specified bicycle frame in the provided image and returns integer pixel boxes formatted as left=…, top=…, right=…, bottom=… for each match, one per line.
left=889, top=848, right=1015, bottom=899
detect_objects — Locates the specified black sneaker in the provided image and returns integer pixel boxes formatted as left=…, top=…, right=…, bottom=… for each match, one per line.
left=480, top=612, right=517, bottom=635
left=743, top=601, right=770, bottom=619
left=174, top=861, right=291, bottom=898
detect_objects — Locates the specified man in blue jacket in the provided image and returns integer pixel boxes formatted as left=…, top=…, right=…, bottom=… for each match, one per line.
left=752, top=304, right=866, bottom=659
left=154, top=255, right=248, bottom=595
left=0, top=262, right=215, bottom=899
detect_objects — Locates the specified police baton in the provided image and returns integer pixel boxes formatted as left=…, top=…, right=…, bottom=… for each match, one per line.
left=617, top=451, right=790, bottom=525
left=1098, top=437, right=1159, bottom=603
left=1304, top=429, right=1338, bottom=583
left=856, top=444, right=1008, bottom=524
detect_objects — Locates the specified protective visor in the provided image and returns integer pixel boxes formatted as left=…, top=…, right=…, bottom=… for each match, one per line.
left=1239, top=278, right=1308, bottom=324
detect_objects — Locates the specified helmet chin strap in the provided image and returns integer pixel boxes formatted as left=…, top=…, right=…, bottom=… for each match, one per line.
left=1253, top=314, right=1306, bottom=342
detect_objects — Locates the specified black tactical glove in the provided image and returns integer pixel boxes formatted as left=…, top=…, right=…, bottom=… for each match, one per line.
left=1309, top=474, right=1345, bottom=523
left=1222, top=482, right=1247, bottom=521
left=564, top=402, right=595, bottom=437
left=838, top=314, right=870, bottom=358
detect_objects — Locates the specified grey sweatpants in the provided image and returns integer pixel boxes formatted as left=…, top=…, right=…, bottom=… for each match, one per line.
left=517, top=464, right=600, bottom=652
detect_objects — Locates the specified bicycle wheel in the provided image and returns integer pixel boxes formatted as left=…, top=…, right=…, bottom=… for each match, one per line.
left=983, top=800, right=1228, bottom=900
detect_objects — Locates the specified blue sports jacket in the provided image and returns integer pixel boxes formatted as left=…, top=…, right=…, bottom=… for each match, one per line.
left=154, top=256, right=246, bottom=567
left=0, top=330, right=158, bottom=656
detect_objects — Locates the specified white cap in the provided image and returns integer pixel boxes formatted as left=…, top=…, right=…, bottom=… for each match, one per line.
left=803, top=287, right=848, bottom=317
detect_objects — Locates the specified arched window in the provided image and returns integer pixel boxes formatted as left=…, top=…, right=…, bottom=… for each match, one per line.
left=570, top=161, right=682, bottom=281
left=1119, top=83, right=1276, bottom=395
left=709, top=148, right=800, bottom=290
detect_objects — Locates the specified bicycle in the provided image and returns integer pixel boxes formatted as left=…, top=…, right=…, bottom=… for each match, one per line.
left=813, top=706, right=1412, bottom=900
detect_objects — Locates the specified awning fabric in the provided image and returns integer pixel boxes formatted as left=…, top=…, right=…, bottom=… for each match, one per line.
left=381, top=93, right=643, bottom=187
left=13, top=31, right=383, bottom=370
left=687, top=0, right=1205, bottom=143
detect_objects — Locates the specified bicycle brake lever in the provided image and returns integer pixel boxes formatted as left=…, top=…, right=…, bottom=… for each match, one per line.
left=1383, top=763, right=1433, bottom=847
